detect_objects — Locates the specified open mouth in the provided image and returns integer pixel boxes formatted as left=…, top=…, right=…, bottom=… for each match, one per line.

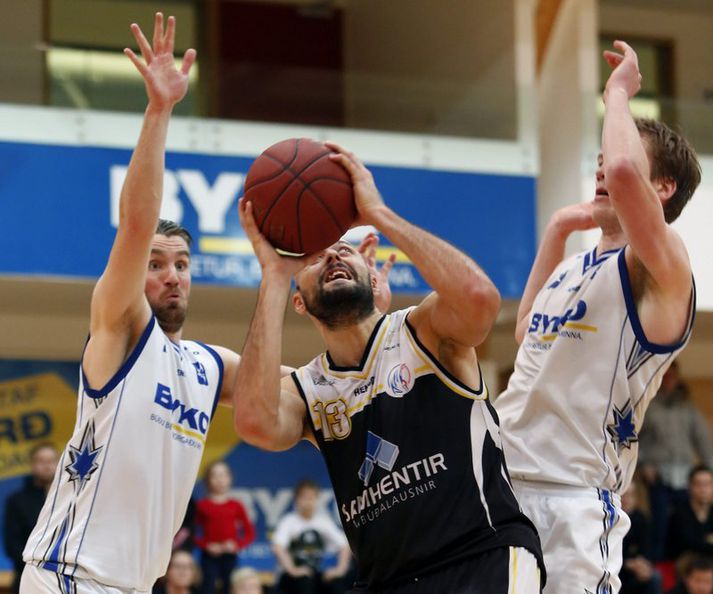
left=595, top=188, right=609, bottom=199
left=322, top=264, right=353, bottom=284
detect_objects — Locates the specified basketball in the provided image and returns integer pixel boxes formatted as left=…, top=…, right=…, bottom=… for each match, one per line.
left=243, top=138, right=357, bottom=255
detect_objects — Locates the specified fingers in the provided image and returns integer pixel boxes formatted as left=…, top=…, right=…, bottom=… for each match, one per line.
left=130, top=23, right=153, bottom=65
left=164, top=15, right=176, bottom=55
left=380, top=253, right=396, bottom=279
left=153, top=12, right=164, bottom=55
left=613, top=40, right=634, bottom=56
left=325, top=140, right=366, bottom=169
left=181, top=48, right=197, bottom=75
left=603, top=51, right=623, bottom=68
left=124, top=48, right=149, bottom=77
left=238, top=198, right=261, bottom=240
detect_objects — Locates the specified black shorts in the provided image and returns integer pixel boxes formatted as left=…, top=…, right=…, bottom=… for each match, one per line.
left=349, top=546, right=542, bottom=594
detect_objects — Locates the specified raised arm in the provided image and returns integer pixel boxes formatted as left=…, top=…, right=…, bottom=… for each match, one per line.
left=602, top=41, right=694, bottom=343
left=85, top=14, right=195, bottom=385
left=327, top=143, right=499, bottom=350
left=232, top=200, right=311, bottom=451
left=514, top=202, right=596, bottom=343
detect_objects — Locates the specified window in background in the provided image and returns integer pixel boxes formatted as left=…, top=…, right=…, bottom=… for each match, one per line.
left=46, top=0, right=200, bottom=116
left=598, top=35, right=674, bottom=124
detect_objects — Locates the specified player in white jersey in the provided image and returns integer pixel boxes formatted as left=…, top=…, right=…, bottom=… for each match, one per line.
left=493, top=41, right=701, bottom=594
left=18, top=14, right=247, bottom=594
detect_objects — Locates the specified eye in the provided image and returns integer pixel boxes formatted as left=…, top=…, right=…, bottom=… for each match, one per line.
left=148, top=261, right=161, bottom=271
left=176, top=261, right=189, bottom=272
left=339, top=246, right=352, bottom=255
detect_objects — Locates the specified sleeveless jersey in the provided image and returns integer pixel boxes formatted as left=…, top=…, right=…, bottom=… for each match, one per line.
left=292, top=308, right=544, bottom=589
left=23, top=317, right=224, bottom=591
left=495, top=247, right=695, bottom=494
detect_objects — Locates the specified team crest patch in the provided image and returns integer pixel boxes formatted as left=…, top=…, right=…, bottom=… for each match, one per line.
left=386, top=363, right=414, bottom=397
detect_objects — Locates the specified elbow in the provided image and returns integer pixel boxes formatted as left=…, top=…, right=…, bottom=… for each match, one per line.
left=465, top=282, right=501, bottom=327
left=604, top=157, right=644, bottom=197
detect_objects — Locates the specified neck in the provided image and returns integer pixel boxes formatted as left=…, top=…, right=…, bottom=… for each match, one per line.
left=320, top=310, right=382, bottom=368
left=210, top=492, right=229, bottom=502
left=596, top=227, right=627, bottom=254
left=166, top=586, right=189, bottom=594
left=691, top=499, right=710, bottom=519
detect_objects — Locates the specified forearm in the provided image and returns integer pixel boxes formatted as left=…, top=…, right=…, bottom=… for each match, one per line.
left=273, top=544, right=298, bottom=572
left=233, top=272, right=292, bottom=442
left=118, top=105, right=173, bottom=236
left=602, top=88, right=650, bottom=179
left=335, top=546, right=351, bottom=574
left=369, top=206, right=497, bottom=310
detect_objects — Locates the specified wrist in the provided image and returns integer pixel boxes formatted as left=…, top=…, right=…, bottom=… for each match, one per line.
left=145, top=102, right=174, bottom=117
left=546, top=215, right=573, bottom=241
left=362, top=204, right=393, bottom=229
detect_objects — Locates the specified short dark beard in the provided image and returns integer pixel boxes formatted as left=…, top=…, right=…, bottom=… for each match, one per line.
left=152, top=302, right=187, bottom=334
left=302, top=277, right=375, bottom=330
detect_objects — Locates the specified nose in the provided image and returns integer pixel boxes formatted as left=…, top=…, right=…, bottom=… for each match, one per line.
left=163, top=265, right=179, bottom=285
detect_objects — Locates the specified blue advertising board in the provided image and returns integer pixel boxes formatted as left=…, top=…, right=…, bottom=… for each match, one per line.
left=0, top=140, right=535, bottom=297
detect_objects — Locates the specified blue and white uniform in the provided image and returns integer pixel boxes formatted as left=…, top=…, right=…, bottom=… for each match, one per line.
left=22, top=317, right=223, bottom=593
left=494, top=246, right=695, bottom=594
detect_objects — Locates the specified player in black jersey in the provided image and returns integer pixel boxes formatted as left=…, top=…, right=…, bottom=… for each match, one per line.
left=235, top=143, right=545, bottom=593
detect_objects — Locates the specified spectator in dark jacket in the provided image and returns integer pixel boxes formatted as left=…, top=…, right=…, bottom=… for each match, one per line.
left=3, top=443, right=58, bottom=594
left=668, top=466, right=713, bottom=561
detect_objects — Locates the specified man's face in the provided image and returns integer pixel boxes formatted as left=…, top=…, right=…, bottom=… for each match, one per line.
left=295, top=242, right=375, bottom=329
left=31, top=446, right=58, bottom=486
left=690, top=471, right=713, bottom=507
left=685, top=569, right=713, bottom=594
left=144, top=234, right=191, bottom=334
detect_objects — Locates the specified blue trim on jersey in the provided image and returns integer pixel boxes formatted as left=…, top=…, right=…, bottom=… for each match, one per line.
left=81, top=316, right=155, bottom=399
left=196, top=341, right=225, bottom=419
left=617, top=249, right=696, bottom=354
left=30, top=449, right=70, bottom=562
left=71, top=376, right=129, bottom=575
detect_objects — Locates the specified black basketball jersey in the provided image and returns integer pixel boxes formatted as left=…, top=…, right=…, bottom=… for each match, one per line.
left=292, top=308, right=544, bottom=589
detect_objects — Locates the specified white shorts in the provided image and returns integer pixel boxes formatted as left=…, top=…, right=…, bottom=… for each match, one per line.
left=20, top=565, right=148, bottom=594
left=512, top=481, right=631, bottom=594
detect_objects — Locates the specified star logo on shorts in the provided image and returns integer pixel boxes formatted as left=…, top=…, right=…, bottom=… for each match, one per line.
left=65, top=420, right=103, bottom=494
left=607, top=401, right=638, bottom=450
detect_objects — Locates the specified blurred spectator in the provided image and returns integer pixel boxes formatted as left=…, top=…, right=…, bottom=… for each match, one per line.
left=195, top=460, right=256, bottom=594
left=3, top=442, right=58, bottom=594
left=272, top=480, right=351, bottom=594
left=153, top=550, right=200, bottom=594
left=667, top=467, right=713, bottom=560
left=621, top=476, right=663, bottom=594
left=174, top=498, right=196, bottom=552
left=639, top=363, right=713, bottom=493
left=231, top=567, right=263, bottom=594
left=669, top=555, right=713, bottom=594
left=639, top=363, right=713, bottom=559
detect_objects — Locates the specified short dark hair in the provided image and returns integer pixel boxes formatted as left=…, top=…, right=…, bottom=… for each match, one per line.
left=681, top=553, right=713, bottom=577
left=688, top=464, right=712, bottom=485
left=294, top=479, right=320, bottom=499
left=30, top=442, right=57, bottom=459
left=635, top=118, right=701, bottom=223
left=156, top=219, right=193, bottom=249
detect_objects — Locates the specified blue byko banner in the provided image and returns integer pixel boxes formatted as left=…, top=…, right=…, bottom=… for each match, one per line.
left=0, top=140, right=535, bottom=298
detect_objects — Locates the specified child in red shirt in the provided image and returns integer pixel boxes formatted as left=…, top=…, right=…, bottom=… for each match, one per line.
left=195, top=461, right=256, bottom=594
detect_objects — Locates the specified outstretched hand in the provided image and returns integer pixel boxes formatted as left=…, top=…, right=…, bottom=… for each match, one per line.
left=551, top=201, right=597, bottom=236
left=124, top=12, right=196, bottom=110
left=238, top=198, right=307, bottom=280
left=603, top=40, right=642, bottom=102
left=358, top=232, right=396, bottom=313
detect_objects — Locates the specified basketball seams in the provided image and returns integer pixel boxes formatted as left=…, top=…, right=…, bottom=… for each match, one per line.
left=243, top=141, right=300, bottom=189
left=302, top=184, right=347, bottom=243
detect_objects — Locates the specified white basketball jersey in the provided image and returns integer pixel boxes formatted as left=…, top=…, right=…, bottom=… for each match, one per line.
left=23, top=317, right=223, bottom=591
left=495, top=247, right=695, bottom=494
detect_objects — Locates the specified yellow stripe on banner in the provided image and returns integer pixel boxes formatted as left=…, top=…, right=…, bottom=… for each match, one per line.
left=375, top=247, right=410, bottom=263
left=172, top=423, right=206, bottom=444
left=564, top=322, right=598, bottom=332
left=200, top=237, right=254, bottom=255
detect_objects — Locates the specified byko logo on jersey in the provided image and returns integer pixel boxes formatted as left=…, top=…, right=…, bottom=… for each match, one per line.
left=151, top=383, right=210, bottom=448
left=386, top=364, right=414, bottom=397
left=527, top=300, right=598, bottom=348
left=343, top=431, right=447, bottom=527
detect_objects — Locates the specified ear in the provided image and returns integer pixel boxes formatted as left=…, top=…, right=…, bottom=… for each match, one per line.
left=653, top=177, right=676, bottom=202
left=292, top=291, right=307, bottom=316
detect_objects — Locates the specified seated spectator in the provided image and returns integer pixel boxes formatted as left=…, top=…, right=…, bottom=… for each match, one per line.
left=153, top=550, right=200, bottom=594
left=196, top=460, right=256, bottom=594
left=2, top=442, right=58, bottom=594
left=620, top=476, right=663, bottom=594
left=668, top=466, right=713, bottom=560
left=272, top=480, right=351, bottom=594
left=669, top=555, right=713, bottom=594
left=231, top=567, right=263, bottom=594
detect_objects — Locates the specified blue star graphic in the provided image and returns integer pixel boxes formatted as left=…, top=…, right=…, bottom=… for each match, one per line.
left=65, top=421, right=103, bottom=494
left=607, top=402, right=638, bottom=450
